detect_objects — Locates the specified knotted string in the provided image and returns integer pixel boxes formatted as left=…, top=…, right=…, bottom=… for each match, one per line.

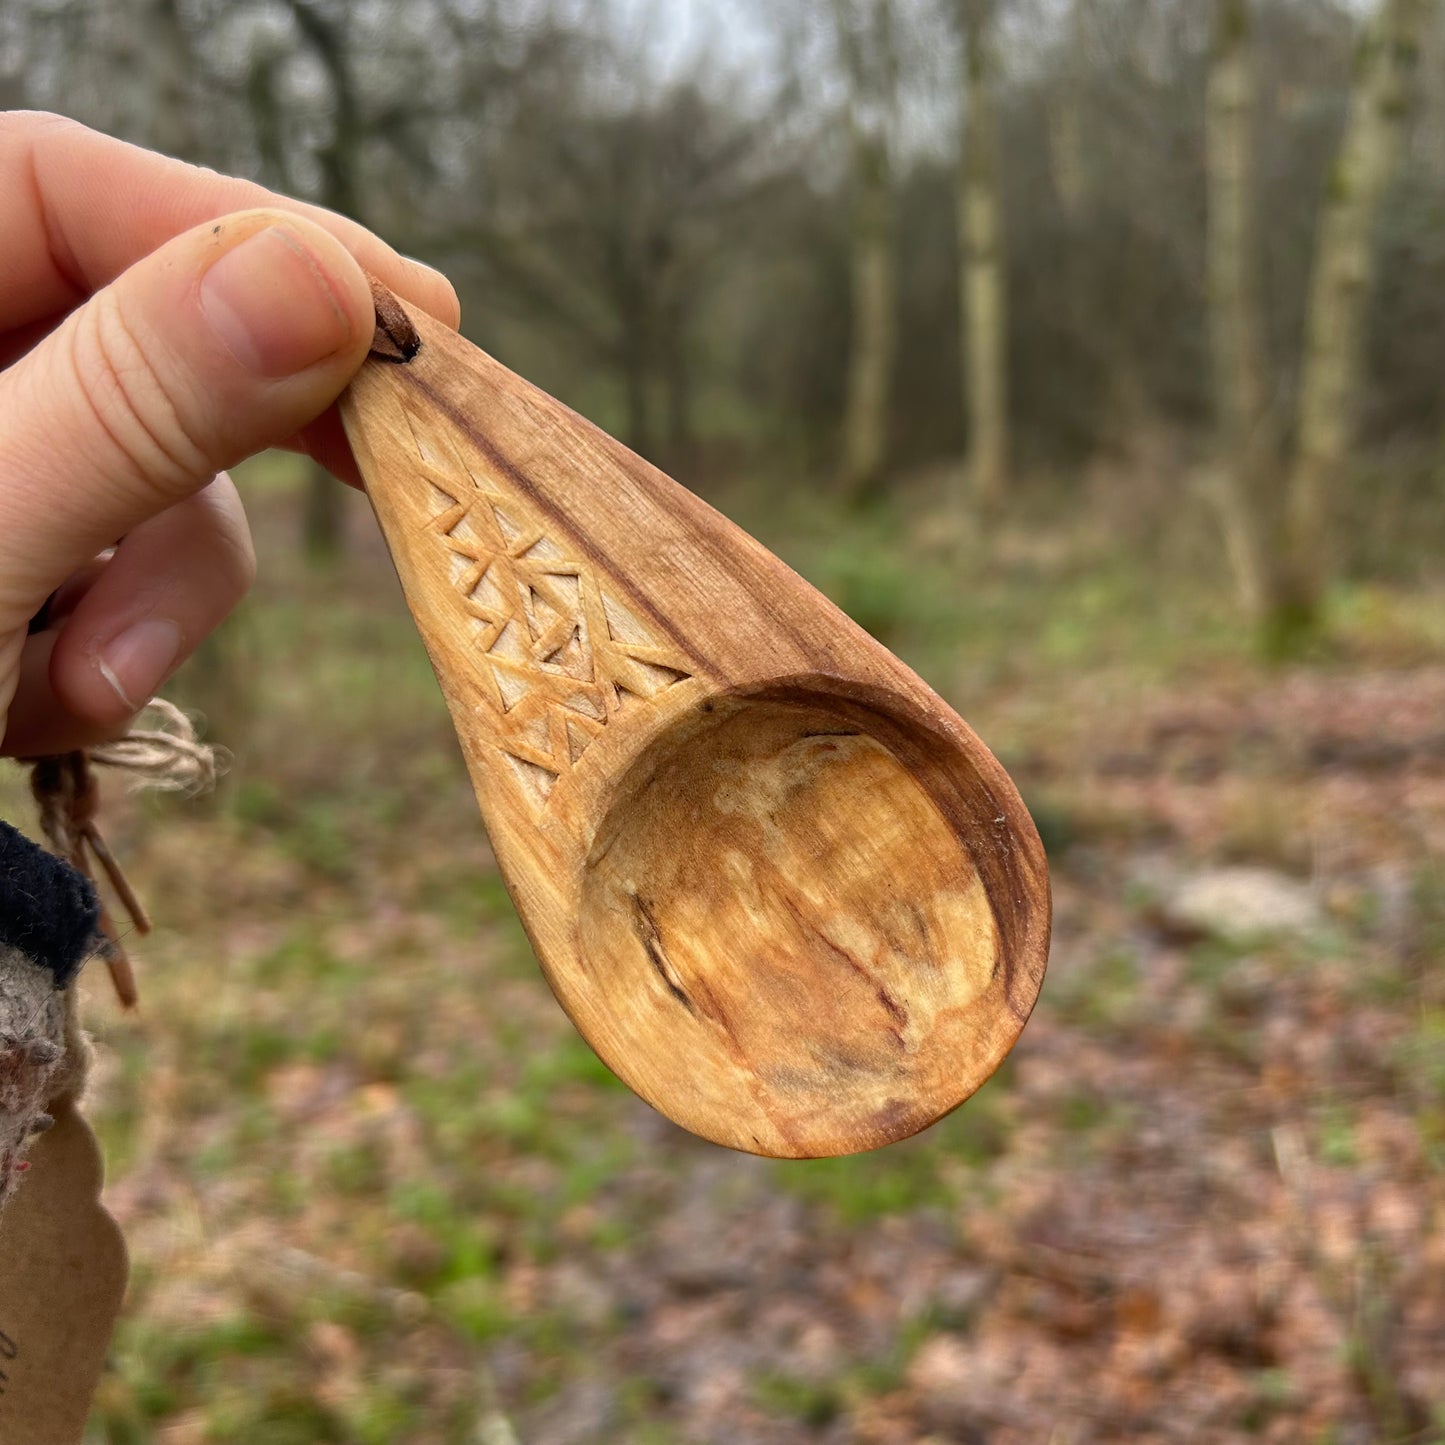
left=28, top=701, right=224, bottom=1008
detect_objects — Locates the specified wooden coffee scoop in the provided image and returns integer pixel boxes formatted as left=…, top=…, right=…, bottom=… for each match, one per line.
left=339, top=282, right=1050, bottom=1159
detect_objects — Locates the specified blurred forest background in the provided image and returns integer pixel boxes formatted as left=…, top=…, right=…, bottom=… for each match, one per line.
left=3, top=0, right=1445, bottom=1442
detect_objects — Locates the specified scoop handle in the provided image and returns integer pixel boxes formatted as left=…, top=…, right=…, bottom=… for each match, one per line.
left=347, top=283, right=722, bottom=822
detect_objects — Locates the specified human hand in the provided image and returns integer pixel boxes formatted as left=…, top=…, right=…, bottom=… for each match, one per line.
left=0, top=112, right=460, bottom=759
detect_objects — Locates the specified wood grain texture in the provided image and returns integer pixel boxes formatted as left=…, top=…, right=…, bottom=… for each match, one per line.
left=340, top=292, right=1050, bottom=1158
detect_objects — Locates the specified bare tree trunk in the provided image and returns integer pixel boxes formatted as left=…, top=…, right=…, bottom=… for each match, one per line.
left=622, top=320, right=655, bottom=460
left=624, top=369, right=654, bottom=461
left=662, top=310, right=694, bottom=469
left=289, top=0, right=364, bottom=564
left=140, top=0, right=198, bottom=159
left=1274, top=0, right=1431, bottom=638
left=834, top=0, right=899, bottom=500
left=302, top=459, right=344, bottom=570
left=665, top=359, right=693, bottom=459
left=958, top=0, right=1009, bottom=519
left=844, top=144, right=897, bottom=498
left=1416, top=1, right=1445, bottom=169
left=1205, top=0, right=1270, bottom=613
left=303, top=460, right=346, bottom=561
left=1047, top=0, right=1089, bottom=222
left=1047, top=97, right=1087, bottom=223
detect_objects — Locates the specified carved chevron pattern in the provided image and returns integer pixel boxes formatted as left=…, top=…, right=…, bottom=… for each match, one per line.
left=399, top=404, right=692, bottom=806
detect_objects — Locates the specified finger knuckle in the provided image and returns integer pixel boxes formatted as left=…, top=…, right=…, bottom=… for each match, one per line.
left=0, top=110, right=79, bottom=145
left=215, top=520, right=258, bottom=601
left=67, top=296, right=213, bottom=505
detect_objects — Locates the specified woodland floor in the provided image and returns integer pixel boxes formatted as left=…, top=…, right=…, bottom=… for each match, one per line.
left=5, top=459, right=1442, bottom=1445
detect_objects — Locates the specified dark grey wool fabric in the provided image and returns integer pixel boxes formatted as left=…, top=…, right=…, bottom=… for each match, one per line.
left=0, top=820, right=101, bottom=989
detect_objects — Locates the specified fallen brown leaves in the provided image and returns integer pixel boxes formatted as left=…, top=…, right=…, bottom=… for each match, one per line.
left=25, top=614, right=1442, bottom=1441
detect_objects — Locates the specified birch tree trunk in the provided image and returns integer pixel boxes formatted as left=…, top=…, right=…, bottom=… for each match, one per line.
left=958, top=0, right=1009, bottom=518
left=1275, top=0, right=1431, bottom=637
left=1205, top=0, right=1270, bottom=613
left=834, top=0, right=899, bottom=500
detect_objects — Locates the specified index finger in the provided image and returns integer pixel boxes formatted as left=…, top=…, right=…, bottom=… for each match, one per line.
left=0, top=111, right=460, bottom=333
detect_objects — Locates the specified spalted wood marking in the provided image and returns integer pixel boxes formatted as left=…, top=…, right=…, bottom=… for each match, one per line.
left=578, top=700, right=1000, bottom=1156
left=341, top=289, right=1051, bottom=1158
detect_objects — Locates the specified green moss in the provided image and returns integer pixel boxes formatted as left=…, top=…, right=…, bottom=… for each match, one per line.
left=1059, top=1090, right=1111, bottom=1133
left=1395, top=1008, right=1445, bottom=1101
left=346, top=1387, right=424, bottom=1445
left=323, top=1138, right=390, bottom=1196
left=1316, top=1105, right=1359, bottom=1167
left=752, top=1370, right=844, bottom=1426
left=102, top=1314, right=291, bottom=1429
left=1049, top=945, right=1140, bottom=1031
left=436, top=1277, right=512, bottom=1344
left=776, top=1075, right=1009, bottom=1224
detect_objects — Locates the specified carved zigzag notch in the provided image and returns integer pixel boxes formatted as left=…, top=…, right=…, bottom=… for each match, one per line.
left=396, top=399, right=693, bottom=810
left=503, top=753, right=559, bottom=803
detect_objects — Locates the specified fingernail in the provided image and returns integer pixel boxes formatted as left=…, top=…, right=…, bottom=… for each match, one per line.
left=402, top=252, right=456, bottom=293
left=98, top=619, right=182, bottom=712
left=401, top=252, right=447, bottom=284
left=200, top=224, right=356, bottom=377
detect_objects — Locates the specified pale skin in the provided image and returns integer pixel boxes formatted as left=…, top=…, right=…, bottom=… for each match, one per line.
left=0, top=112, right=461, bottom=759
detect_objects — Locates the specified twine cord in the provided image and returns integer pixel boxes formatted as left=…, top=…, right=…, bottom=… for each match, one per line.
left=87, top=699, right=223, bottom=795
left=27, top=701, right=224, bottom=1008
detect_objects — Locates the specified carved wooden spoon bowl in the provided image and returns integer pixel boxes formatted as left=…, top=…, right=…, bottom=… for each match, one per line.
left=340, top=287, right=1050, bottom=1158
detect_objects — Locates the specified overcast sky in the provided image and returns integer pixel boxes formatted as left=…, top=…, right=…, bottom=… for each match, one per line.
left=605, top=0, right=778, bottom=79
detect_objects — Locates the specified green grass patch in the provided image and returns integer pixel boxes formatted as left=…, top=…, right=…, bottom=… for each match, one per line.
left=776, top=1075, right=1010, bottom=1225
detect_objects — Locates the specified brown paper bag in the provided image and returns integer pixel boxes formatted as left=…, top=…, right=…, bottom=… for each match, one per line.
left=0, top=1096, right=128, bottom=1443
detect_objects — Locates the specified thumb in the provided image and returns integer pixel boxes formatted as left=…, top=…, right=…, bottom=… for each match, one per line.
left=0, top=209, right=376, bottom=632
